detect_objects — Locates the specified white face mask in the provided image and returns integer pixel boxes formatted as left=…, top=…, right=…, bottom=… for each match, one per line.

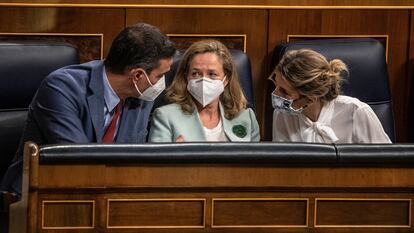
left=271, top=92, right=303, bottom=115
left=134, top=71, right=165, bottom=101
left=187, top=76, right=226, bottom=107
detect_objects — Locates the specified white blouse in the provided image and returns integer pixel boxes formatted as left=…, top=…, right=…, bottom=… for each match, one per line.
left=272, top=95, right=391, bottom=143
left=203, top=119, right=228, bottom=142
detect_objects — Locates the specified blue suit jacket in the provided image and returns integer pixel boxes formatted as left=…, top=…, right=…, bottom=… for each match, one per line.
left=2, top=60, right=153, bottom=196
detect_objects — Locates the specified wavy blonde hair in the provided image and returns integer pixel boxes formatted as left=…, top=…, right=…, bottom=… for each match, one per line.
left=166, top=39, right=247, bottom=119
left=275, top=49, right=348, bottom=102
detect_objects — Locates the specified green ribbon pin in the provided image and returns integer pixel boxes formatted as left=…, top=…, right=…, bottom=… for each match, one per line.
left=232, top=124, right=247, bottom=138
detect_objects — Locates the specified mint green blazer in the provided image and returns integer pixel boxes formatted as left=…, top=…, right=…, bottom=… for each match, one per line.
left=149, top=103, right=260, bottom=142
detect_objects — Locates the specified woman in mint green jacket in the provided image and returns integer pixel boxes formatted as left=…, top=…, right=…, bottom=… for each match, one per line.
left=149, top=40, right=260, bottom=142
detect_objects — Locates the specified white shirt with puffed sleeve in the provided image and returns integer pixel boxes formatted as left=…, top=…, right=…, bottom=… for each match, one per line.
left=272, top=95, right=391, bottom=143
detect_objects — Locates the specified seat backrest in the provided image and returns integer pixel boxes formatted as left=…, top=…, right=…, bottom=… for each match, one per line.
left=0, top=40, right=79, bottom=180
left=153, top=49, right=255, bottom=111
left=265, top=38, right=395, bottom=142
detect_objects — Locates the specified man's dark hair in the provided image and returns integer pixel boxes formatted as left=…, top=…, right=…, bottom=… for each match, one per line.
left=104, top=23, right=176, bottom=74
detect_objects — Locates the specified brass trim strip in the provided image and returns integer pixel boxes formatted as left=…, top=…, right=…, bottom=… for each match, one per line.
left=28, top=143, right=38, bottom=157
left=1, top=3, right=414, bottom=9
left=41, top=200, right=95, bottom=230
left=211, top=198, right=309, bottom=228
left=287, top=34, right=389, bottom=63
left=314, top=198, right=411, bottom=228
left=0, top=32, right=104, bottom=59
left=167, top=33, right=247, bottom=53
left=106, top=198, right=206, bottom=229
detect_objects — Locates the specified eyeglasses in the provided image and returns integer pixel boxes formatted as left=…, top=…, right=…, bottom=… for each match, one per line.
left=267, top=69, right=277, bottom=85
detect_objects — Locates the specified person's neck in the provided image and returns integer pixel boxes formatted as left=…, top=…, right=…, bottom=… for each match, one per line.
left=106, top=68, right=128, bottom=101
left=197, top=100, right=221, bottom=129
left=303, top=99, right=322, bottom=122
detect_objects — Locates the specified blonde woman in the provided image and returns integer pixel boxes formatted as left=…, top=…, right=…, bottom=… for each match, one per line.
left=270, top=49, right=390, bottom=143
left=149, top=40, right=260, bottom=142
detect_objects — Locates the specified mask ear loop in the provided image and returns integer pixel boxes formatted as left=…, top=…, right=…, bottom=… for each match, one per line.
left=141, top=70, right=154, bottom=87
left=133, top=69, right=149, bottom=96
left=133, top=80, right=143, bottom=96
left=221, top=76, right=228, bottom=88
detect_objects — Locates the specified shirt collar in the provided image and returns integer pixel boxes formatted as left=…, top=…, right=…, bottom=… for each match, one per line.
left=102, top=65, right=120, bottom=112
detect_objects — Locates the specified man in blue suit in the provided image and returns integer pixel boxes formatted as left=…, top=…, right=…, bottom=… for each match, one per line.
left=1, top=23, right=176, bottom=197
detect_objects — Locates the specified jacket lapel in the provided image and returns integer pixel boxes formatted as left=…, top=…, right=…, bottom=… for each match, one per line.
left=86, top=61, right=105, bottom=142
left=220, top=103, right=249, bottom=142
left=191, top=108, right=207, bottom=141
left=116, top=98, right=147, bottom=142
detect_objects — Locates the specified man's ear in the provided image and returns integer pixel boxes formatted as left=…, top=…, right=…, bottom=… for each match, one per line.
left=130, top=68, right=145, bottom=81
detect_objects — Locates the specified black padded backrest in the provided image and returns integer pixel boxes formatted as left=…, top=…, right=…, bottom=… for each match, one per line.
left=153, top=49, right=255, bottom=111
left=336, top=144, right=414, bottom=166
left=0, top=41, right=79, bottom=180
left=38, top=143, right=414, bottom=167
left=265, top=38, right=395, bottom=142
left=39, top=143, right=337, bottom=165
